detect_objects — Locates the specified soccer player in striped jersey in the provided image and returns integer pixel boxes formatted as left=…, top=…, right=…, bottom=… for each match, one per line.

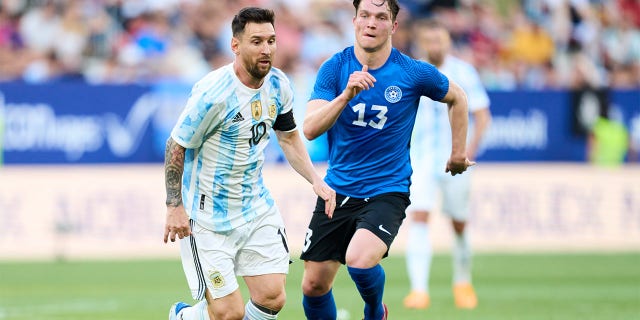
left=299, top=1, right=474, bottom=319
left=163, top=7, right=335, bottom=320
left=403, top=19, right=492, bottom=311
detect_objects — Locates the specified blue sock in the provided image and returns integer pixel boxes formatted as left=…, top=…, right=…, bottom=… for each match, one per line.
left=302, top=288, right=337, bottom=320
left=348, top=265, right=385, bottom=320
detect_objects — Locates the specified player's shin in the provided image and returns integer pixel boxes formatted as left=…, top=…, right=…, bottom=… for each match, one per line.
left=406, top=222, right=432, bottom=293
left=302, top=288, right=337, bottom=320
left=348, top=265, right=385, bottom=320
left=244, top=300, right=278, bottom=320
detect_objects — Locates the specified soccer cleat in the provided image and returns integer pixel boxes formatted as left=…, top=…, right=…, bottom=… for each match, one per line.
left=403, top=290, right=430, bottom=309
left=169, top=302, right=191, bottom=320
left=453, top=283, right=478, bottom=309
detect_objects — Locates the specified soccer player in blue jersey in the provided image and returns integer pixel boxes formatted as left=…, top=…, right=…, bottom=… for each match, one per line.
left=299, top=1, right=474, bottom=319
left=403, top=19, right=492, bottom=311
left=163, top=7, right=336, bottom=320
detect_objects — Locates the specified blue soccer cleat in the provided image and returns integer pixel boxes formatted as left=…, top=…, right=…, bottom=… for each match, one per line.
left=169, top=302, right=191, bottom=320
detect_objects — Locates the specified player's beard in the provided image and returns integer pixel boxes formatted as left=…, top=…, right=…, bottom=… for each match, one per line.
left=427, top=51, right=445, bottom=67
left=248, top=59, right=271, bottom=80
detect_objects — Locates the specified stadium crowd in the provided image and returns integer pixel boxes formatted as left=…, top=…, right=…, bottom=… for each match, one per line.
left=0, top=0, right=638, bottom=90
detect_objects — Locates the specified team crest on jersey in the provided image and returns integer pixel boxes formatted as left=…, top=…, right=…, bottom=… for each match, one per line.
left=209, top=270, right=225, bottom=288
left=384, top=86, right=402, bottom=103
left=268, top=102, right=277, bottom=118
left=251, top=100, right=262, bottom=120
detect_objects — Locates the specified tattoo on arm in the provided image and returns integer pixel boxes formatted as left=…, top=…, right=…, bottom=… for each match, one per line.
left=165, top=138, right=185, bottom=207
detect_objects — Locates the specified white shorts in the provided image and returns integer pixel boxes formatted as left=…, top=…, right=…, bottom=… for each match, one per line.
left=409, top=163, right=472, bottom=222
left=179, top=207, right=290, bottom=300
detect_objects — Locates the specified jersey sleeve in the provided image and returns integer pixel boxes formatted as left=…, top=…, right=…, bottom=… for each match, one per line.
left=170, top=86, right=223, bottom=149
left=281, top=73, right=295, bottom=115
left=459, top=63, right=490, bottom=112
left=273, top=71, right=297, bottom=132
left=415, top=61, right=449, bottom=102
left=309, top=55, right=340, bottom=102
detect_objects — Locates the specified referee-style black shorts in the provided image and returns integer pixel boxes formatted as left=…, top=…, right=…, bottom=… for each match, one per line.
left=299, top=192, right=410, bottom=264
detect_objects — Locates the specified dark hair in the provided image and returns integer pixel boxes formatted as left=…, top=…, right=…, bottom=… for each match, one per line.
left=353, top=0, right=400, bottom=21
left=231, top=7, right=275, bottom=37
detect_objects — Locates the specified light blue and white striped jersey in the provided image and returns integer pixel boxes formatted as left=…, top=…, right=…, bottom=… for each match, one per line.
left=171, top=63, right=295, bottom=232
left=411, top=55, right=490, bottom=172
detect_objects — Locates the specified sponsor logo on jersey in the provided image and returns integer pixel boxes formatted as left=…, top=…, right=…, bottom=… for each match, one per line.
left=232, top=112, right=245, bottom=123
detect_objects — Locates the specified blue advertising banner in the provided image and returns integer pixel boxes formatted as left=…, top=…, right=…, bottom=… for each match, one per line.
left=477, top=90, right=583, bottom=161
left=0, top=82, right=637, bottom=164
left=0, top=82, right=191, bottom=164
left=476, top=89, right=639, bottom=162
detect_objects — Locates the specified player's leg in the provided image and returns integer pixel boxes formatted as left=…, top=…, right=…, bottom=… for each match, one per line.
left=243, top=273, right=287, bottom=319
left=301, top=260, right=342, bottom=320
left=236, top=208, right=291, bottom=319
left=404, top=169, right=437, bottom=309
left=441, top=173, right=476, bottom=309
left=403, top=209, right=432, bottom=309
left=346, top=193, right=409, bottom=320
left=176, top=289, right=243, bottom=320
left=170, top=220, right=246, bottom=320
left=346, top=228, right=388, bottom=320
left=300, top=194, right=359, bottom=319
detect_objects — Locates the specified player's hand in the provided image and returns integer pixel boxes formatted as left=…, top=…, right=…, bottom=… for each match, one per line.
left=164, top=205, right=191, bottom=243
left=445, top=155, right=476, bottom=176
left=343, top=65, right=376, bottom=101
left=313, top=180, right=336, bottom=219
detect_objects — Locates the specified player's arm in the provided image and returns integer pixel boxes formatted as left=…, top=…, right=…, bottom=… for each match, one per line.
left=467, top=108, right=491, bottom=160
left=163, top=137, right=191, bottom=243
left=276, top=127, right=336, bottom=218
left=303, top=65, right=376, bottom=140
left=440, top=80, right=475, bottom=175
left=461, top=63, right=491, bottom=161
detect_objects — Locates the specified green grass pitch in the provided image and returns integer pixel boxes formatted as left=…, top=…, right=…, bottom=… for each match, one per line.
left=0, top=253, right=638, bottom=319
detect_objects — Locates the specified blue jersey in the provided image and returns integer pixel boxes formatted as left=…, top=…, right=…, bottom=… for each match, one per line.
left=310, top=47, right=449, bottom=197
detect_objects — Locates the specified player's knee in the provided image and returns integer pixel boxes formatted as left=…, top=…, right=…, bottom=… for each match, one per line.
left=345, top=251, right=382, bottom=269
left=452, top=220, right=466, bottom=234
left=302, top=276, right=332, bottom=296
left=410, top=210, right=430, bottom=222
left=254, top=288, right=286, bottom=312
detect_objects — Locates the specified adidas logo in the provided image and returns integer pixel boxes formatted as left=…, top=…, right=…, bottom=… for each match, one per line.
left=232, top=112, right=245, bottom=123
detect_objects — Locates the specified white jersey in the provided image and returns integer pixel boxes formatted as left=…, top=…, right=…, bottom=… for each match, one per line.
left=171, top=63, right=295, bottom=232
left=411, top=55, right=490, bottom=173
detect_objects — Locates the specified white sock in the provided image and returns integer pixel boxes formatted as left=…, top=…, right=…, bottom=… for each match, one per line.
left=244, top=300, right=278, bottom=320
left=453, top=229, right=472, bottom=285
left=180, top=301, right=210, bottom=320
left=406, top=222, right=432, bottom=293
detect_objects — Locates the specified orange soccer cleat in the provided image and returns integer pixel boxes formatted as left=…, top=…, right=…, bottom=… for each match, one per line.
left=403, top=291, right=431, bottom=309
left=453, top=283, right=478, bottom=309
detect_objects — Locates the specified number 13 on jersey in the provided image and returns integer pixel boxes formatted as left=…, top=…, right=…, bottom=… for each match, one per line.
left=351, top=103, right=388, bottom=129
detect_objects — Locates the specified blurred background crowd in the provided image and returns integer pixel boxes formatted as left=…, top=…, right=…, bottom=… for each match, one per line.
left=0, top=0, right=638, bottom=90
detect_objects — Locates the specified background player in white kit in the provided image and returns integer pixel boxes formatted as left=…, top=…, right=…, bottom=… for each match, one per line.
left=403, top=19, right=492, bottom=310
left=163, top=7, right=335, bottom=320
